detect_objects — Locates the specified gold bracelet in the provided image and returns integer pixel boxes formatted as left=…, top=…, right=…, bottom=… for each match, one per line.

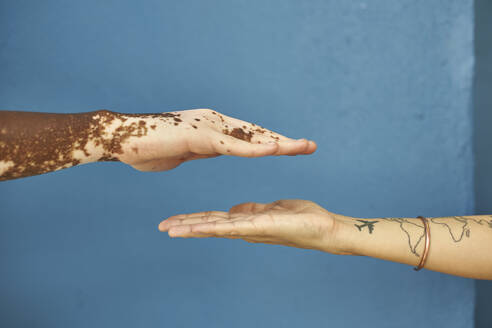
left=414, top=216, right=430, bottom=271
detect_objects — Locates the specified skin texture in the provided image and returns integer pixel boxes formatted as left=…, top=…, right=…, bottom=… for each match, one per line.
left=159, top=199, right=492, bottom=280
left=0, top=109, right=316, bottom=180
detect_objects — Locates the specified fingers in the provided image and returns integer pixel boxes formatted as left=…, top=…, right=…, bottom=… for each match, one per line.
left=159, top=210, right=259, bottom=238
left=159, top=211, right=229, bottom=231
left=195, top=109, right=317, bottom=156
left=211, top=134, right=313, bottom=157
left=159, top=210, right=282, bottom=244
left=167, top=219, right=257, bottom=238
left=199, top=110, right=292, bottom=139
left=215, top=112, right=296, bottom=144
left=160, top=201, right=273, bottom=232
left=211, top=135, right=280, bottom=157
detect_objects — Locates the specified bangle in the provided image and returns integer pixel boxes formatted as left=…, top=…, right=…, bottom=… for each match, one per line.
left=414, top=216, right=430, bottom=271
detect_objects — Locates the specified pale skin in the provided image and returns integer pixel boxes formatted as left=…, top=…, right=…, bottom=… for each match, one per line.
left=0, top=108, right=316, bottom=180
left=159, top=200, right=492, bottom=280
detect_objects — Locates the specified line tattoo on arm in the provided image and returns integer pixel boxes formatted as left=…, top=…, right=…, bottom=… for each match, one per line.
left=353, top=216, right=492, bottom=257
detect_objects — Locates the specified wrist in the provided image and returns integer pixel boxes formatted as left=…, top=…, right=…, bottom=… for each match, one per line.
left=86, top=110, right=125, bottom=162
left=319, top=213, right=359, bottom=256
left=96, top=111, right=166, bottom=165
left=333, top=215, right=361, bottom=255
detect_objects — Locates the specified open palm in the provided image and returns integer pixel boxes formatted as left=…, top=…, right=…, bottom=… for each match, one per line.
left=159, top=199, right=351, bottom=255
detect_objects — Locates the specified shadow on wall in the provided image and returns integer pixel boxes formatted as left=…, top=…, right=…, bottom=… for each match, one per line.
left=473, top=0, right=492, bottom=327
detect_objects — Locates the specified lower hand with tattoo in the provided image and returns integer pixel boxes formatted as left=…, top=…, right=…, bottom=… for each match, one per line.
left=159, top=199, right=492, bottom=280
left=0, top=109, right=316, bottom=180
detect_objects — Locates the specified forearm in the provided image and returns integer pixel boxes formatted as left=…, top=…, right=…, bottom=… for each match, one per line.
left=336, top=215, right=492, bottom=280
left=0, top=110, right=135, bottom=180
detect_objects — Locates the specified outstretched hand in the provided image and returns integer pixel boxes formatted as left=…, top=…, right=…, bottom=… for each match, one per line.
left=0, top=109, right=315, bottom=180
left=159, top=200, right=354, bottom=255
left=116, top=109, right=317, bottom=171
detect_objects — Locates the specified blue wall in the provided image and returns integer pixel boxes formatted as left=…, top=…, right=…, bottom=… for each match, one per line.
left=0, top=1, right=475, bottom=327
left=473, top=0, right=492, bottom=327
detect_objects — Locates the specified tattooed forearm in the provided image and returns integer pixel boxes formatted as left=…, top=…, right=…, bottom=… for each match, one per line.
left=0, top=110, right=177, bottom=181
left=354, top=218, right=425, bottom=256
left=353, top=216, right=492, bottom=258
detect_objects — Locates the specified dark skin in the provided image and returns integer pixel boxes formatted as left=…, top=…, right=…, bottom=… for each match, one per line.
left=0, top=110, right=118, bottom=180
left=0, top=108, right=317, bottom=181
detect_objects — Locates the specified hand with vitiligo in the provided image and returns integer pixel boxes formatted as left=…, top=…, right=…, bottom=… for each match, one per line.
left=0, top=109, right=316, bottom=180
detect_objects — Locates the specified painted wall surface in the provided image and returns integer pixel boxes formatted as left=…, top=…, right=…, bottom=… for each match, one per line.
left=473, top=0, right=492, bottom=327
left=0, top=1, right=475, bottom=327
